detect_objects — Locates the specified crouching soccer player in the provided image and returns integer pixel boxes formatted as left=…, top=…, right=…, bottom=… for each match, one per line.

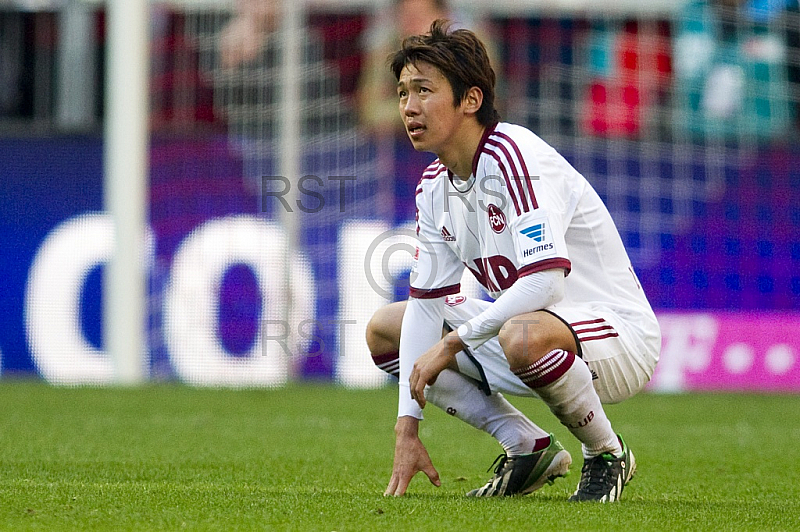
left=366, top=20, right=661, bottom=502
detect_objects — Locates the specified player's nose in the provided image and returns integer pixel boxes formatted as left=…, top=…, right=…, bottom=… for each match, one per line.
left=402, top=93, right=421, bottom=116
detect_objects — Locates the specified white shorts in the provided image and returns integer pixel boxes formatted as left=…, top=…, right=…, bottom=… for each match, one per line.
left=442, top=295, right=659, bottom=404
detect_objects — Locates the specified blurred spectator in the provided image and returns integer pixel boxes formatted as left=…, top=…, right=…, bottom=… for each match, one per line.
left=582, top=20, right=672, bottom=139
left=673, top=0, right=797, bottom=141
left=356, top=0, right=497, bottom=220
left=357, top=0, right=450, bottom=136
left=219, top=0, right=280, bottom=69
left=150, top=8, right=220, bottom=130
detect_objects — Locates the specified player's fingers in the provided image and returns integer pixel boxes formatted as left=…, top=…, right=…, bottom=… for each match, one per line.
left=412, top=373, right=427, bottom=408
left=409, top=368, right=418, bottom=401
left=416, top=386, right=426, bottom=409
left=410, top=365, right=425, bottom=407
left=422, top=462, right=441, bottom=487
left=391, top=471, right=412, bottom=497
left=384, top=473, right=399, bottom=497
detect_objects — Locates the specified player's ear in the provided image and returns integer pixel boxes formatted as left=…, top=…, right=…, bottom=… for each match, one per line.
left=462, top=87, right=483, bottom=117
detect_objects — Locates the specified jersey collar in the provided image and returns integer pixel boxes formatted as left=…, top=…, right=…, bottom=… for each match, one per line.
left=472, top=122, right=499, bottom=177
left=446, top=121, right=499, bottom=189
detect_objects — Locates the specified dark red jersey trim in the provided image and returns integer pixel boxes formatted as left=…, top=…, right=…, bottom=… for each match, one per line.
left=486, top=138, right=530, bottom=212
left=518, top=258, right=572, bottom=277
left=574, top=325, right=616, bottom=335
left=493, top=131, right=538, bottom=209
left=571, top=318, right=607, bottom=327
left=577, top=332, right=620, bottom=342
left=484, top=149, right=522, bottom=216
left=409, top=284, right=461, bottom=299
left=472, top=123, right=499, bottom=177
left=418, top=161, right=445, bottom=187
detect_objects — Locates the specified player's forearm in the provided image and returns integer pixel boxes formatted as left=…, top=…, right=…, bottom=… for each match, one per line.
left=456, top=269, right=565, bottom=350
left=398, top=297, right=445, bottom=419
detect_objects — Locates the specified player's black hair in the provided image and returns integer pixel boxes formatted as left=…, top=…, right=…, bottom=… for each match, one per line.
left=389, top=19, right=500, bottom=126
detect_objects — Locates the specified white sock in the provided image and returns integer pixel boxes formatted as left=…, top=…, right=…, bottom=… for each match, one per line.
left=513, top=349, right=622, bottom=459
left=426, top=369, right=549, bottom=456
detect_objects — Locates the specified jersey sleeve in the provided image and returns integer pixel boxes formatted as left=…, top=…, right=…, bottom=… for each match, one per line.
left=397, top=296, right=446, bottom=418
left=456, top=268, right=565, bottom=350
left=409, top=183, right=464, bottom=298
left=483, top=130, right=572, bottom=278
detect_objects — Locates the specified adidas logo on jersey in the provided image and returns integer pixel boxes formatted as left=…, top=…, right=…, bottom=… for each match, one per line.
left=441, top=226, right=456, bottom=242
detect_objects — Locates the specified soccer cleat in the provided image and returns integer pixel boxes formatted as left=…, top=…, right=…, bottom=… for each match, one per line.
left=466, top=434, right=571, bottom=497
left=568, top=434, right=636, bottom=502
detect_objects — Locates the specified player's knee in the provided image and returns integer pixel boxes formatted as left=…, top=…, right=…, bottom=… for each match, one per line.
left=366, top=314, right=400, bottom=378
left=366, top=315, right=394, bottom=354
left=366, top=303, right=406, bottom=378
left=365, top=301, right=405, bottom=355
left=365, top=316, right=385, bottom=355
left=498, top=319, right=551, bottom=368
left=498, top=311, right=577, bottom=368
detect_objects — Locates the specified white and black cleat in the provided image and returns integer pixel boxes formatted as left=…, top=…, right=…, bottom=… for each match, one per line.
left=568, top=434, right=636, bottom=502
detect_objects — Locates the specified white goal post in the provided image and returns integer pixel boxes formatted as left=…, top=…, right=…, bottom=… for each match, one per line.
left=103, top=0, right=150, bottom=384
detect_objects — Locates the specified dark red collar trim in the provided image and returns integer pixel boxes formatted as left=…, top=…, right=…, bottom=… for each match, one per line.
left=472, top=122, right=499, bottom=177
left=446, top=122, right=499, bottom=185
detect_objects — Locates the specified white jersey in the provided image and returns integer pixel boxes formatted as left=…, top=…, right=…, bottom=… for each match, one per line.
left=410, top=122, right=657, bottom=336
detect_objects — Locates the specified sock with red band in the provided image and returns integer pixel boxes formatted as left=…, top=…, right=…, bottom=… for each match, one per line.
left=371, top=352, right=550, bottom=456
left=370, top=351, right=400, bottom=378
left=513, top=349, right=621, bottom=459
left=426, top=369, right=550, bottom=456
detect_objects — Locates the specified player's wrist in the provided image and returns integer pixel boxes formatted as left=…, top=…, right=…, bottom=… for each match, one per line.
left=443, top=331, right=465, bottom=356
left=394, top=416, right=420, bottom=437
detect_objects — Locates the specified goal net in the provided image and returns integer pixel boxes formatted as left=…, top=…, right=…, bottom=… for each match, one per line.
left=145, top=0, right=799, bottom=387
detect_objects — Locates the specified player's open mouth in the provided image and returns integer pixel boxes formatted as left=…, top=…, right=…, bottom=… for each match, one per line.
left=408, top=125, right=426, bottom=138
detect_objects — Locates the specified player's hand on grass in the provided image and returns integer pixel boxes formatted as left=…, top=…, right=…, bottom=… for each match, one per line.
left=384, top=416, right=441, bottom=496
left=409, top=332, right=465, bottom=409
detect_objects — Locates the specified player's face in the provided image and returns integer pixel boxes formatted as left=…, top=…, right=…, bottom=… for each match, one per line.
left=397, top=61, right=466, bottom=155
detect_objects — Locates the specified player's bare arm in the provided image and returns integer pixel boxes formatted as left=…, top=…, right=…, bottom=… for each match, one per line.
left=384, top=416, right=441, bottom=496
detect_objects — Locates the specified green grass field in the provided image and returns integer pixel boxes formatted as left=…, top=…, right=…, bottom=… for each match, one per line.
left=0, top=381, right=798, bottom=531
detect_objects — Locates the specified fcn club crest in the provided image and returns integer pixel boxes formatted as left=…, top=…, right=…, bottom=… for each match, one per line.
left=487, top=204, right=506, bottom=234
